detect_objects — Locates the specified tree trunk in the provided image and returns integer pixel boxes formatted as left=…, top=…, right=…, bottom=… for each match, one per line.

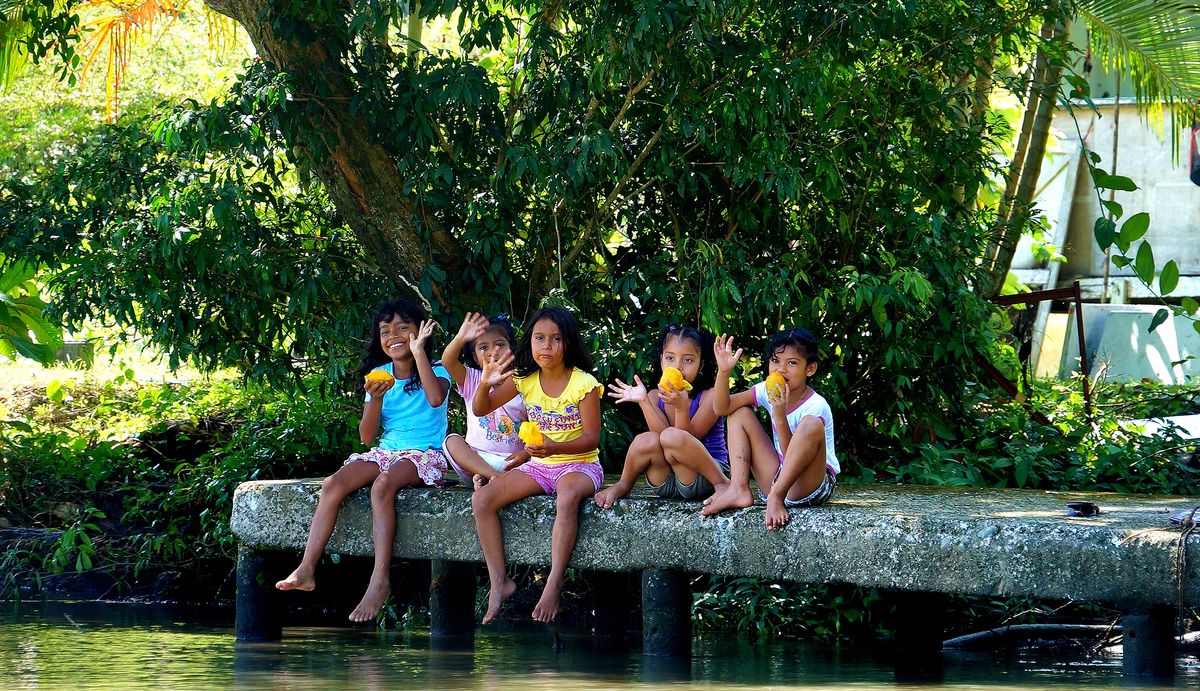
left=203, top=0, right=461, bottom=309
left=982, top=18, right=1067, bottom=296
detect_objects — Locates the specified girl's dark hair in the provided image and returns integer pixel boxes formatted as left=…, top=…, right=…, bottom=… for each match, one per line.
left=764, top=326, right=820, bottom=372
left=461, top=315, right=518, bottom=370
left=514, top=306, right=593, bottom=377
left=355, top=299, right=438, bottom=394
left=654, top=324, right=717, bottom=392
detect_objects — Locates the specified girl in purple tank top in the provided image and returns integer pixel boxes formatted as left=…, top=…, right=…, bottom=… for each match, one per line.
left=594, top=325, right=730, bottom=507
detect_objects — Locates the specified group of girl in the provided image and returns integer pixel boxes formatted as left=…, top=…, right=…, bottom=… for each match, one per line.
left=275, top=299, right=840, bottom=625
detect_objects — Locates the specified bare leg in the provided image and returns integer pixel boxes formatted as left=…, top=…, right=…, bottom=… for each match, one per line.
left=445, top=434, right=501, bottom=486
left=533, top=472, right=597, bottom=623
left=472, top=470, right=544, bottom=624
left=659, top=427, right=729, bottom=492
left=594, top=431, right=665, bottom=509
left=701, top=408, right=776, bottom=516
left=276, top=461, right=381, bottom=591
left=765, top=417, right=828, bottom=530
left=349, top=460, right=422, bottom=622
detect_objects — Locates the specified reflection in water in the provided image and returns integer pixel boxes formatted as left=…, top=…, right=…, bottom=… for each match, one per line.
left=1, top=601, right=1197, bottom=689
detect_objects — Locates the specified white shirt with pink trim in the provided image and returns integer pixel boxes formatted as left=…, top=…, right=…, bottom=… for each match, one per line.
left=753, top=383, right=840, bottom=474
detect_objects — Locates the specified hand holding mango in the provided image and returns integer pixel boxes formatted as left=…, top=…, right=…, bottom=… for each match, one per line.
left=364, top=370, right=395, bottom=385
left=658, top=366, right=693, bottom=393
left=518, top=421, right=545, bottom=447
left=765, top=372, right=787, bottom=399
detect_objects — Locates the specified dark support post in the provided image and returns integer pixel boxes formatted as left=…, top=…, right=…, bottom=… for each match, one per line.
left=893, top=590, right=947, bottom=655
left=430, top=560, right=476, bottom=637
left=642, top=569, right=691, bottom=657
left=1121, top=605, right=1175, bottom=679
left=891, top=590, right=946, bottom=683
left=593, top=570, right=639, bottom=643
left=236, top=545, right=282, bottom=641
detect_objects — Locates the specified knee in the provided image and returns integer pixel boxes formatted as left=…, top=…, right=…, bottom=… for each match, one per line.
left=471, top=486, right=496, bottom=514
left=321, top=474, right=348, bottom=498
left=659, top=427, right=688, bottom=451
left=728, top=407, right=758, bottom=426
left=369, top=473, right=394, bottom=501
left=797, top=417, right=824, bottom=440
left=556, top=489, right=587, bottom=511
left=629, top=430, right=662, bottom=454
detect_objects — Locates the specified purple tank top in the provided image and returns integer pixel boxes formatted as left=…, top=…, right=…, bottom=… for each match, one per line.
left=657, top=391, right=729, bottom=466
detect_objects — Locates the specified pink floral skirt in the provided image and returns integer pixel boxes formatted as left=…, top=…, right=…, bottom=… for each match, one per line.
left=344, top=447, right=448, bottom=486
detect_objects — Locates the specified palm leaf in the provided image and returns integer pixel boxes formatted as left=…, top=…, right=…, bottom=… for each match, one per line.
left=0, top=1, right=32, bottom=90
left=1078, top=0, right=1200, bottom=150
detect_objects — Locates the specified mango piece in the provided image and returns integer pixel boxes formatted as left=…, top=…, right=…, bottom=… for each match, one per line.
left=365, top=369, right=395, bottom=384
left=765, top=372, right=787, bottom=399
left=518, top=421, right=545, bottom=447
left=658, top=366, right=693, bottom=392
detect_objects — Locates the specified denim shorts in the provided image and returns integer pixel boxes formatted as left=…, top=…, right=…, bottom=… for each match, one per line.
left=648, top=472, right=715, bottom=501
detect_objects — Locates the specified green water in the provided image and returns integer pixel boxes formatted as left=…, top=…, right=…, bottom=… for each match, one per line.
left=1, top=602, right=1196, bottom=689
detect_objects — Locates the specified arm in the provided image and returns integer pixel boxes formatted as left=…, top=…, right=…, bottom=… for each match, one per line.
left=410, top=319, right=450, bottom=407
left=528, top=388, right=601, bottom=457
left=766, top=387, right=791, bottom=454
left=358, top=378, right=392, bottom=445
left=471, top=350, right=519, bottom=415
left=607, top=375, right=670, bottom=432
left=711, top=334, right=756, bottom=416
left=440, top=312, right=489, bottom=388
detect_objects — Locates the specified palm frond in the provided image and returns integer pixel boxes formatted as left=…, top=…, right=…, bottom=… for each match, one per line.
left=1079, top=0, right=1200, bottom=148
left=78, top=0, right=188, bottom=121
left=0, top=1, right=33, bottom=90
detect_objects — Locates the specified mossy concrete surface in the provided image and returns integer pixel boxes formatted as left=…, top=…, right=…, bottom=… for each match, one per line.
left=232, top=480, right=1200, bottom=608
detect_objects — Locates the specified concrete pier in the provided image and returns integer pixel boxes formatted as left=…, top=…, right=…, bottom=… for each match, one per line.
left=232, top=480, right=1200, bottom=675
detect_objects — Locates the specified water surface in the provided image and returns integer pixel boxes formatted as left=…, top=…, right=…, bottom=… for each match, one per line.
left=1, top=601, right=1196, bottom=689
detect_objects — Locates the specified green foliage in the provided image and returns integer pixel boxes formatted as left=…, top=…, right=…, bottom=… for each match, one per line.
left=0, top=257, right=62, bottom=363
left=694, top=575, right=886, bottom=640
left=0, top=0, right=1043, bottom=462
left=0, top=374, right=360, bottom=597
left=873, top=379, right=1200, bottom=494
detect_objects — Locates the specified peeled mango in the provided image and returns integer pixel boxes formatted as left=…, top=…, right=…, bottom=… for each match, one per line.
left=365, top=369, right=395, bottom=384
left=658, top=366, right=693, bottom=392
left=518, top=421, right=545, bottom=446
left=765, top=372, right=787, bottom=399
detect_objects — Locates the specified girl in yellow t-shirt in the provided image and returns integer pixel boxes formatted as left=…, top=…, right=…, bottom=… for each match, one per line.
left=470, top=305, right=602, bottom=626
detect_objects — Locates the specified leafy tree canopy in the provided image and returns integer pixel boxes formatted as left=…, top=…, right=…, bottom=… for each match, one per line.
left=1, top=0, right=1058, bottom=459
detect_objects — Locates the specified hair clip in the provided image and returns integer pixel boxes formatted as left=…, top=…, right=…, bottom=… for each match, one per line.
left=496, top=314, right=511, bottom=323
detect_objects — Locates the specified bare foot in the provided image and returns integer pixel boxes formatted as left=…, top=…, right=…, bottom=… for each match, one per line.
left=472, top=473, right=489, bottom=491
left=348, top=581, right=390, bottom=622
left=764, top=495, right=790, bottom=530
left=703, top=482, right=730, bottom=507
left=275, top=567, right=316, bottom=592
left=532, top=577, right=563, bottom=623
left=705, top=481, right=730, bottom=505
left=482, top=577, right=517, bottom=625
left=593, top=482, right=630, bottom=509
left=700, top=484, right=754, bottom=516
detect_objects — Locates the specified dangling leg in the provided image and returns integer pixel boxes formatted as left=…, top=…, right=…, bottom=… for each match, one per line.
left=472, top=470, right=544, bottom=624
left=533, top=472, right=597, bottom=623
left=276, top=460, right=380, bottom=591
left=349, top=460, right=421, bottom=622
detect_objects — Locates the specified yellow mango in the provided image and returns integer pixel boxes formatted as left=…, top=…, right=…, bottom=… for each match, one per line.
left=518, top=421, right=545, bottom=447
left=765, top=372, right=787, bottom=399
left=658, top=366, right=693, bottom=392
left=364, top=369, right=395, bottom=384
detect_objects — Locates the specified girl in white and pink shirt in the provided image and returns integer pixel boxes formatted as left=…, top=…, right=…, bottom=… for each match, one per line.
left=441, top=313, right=528, bottom=487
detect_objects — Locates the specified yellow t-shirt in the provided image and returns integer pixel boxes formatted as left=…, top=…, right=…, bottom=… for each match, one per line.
left=514, top=369, right=603, bottom=464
